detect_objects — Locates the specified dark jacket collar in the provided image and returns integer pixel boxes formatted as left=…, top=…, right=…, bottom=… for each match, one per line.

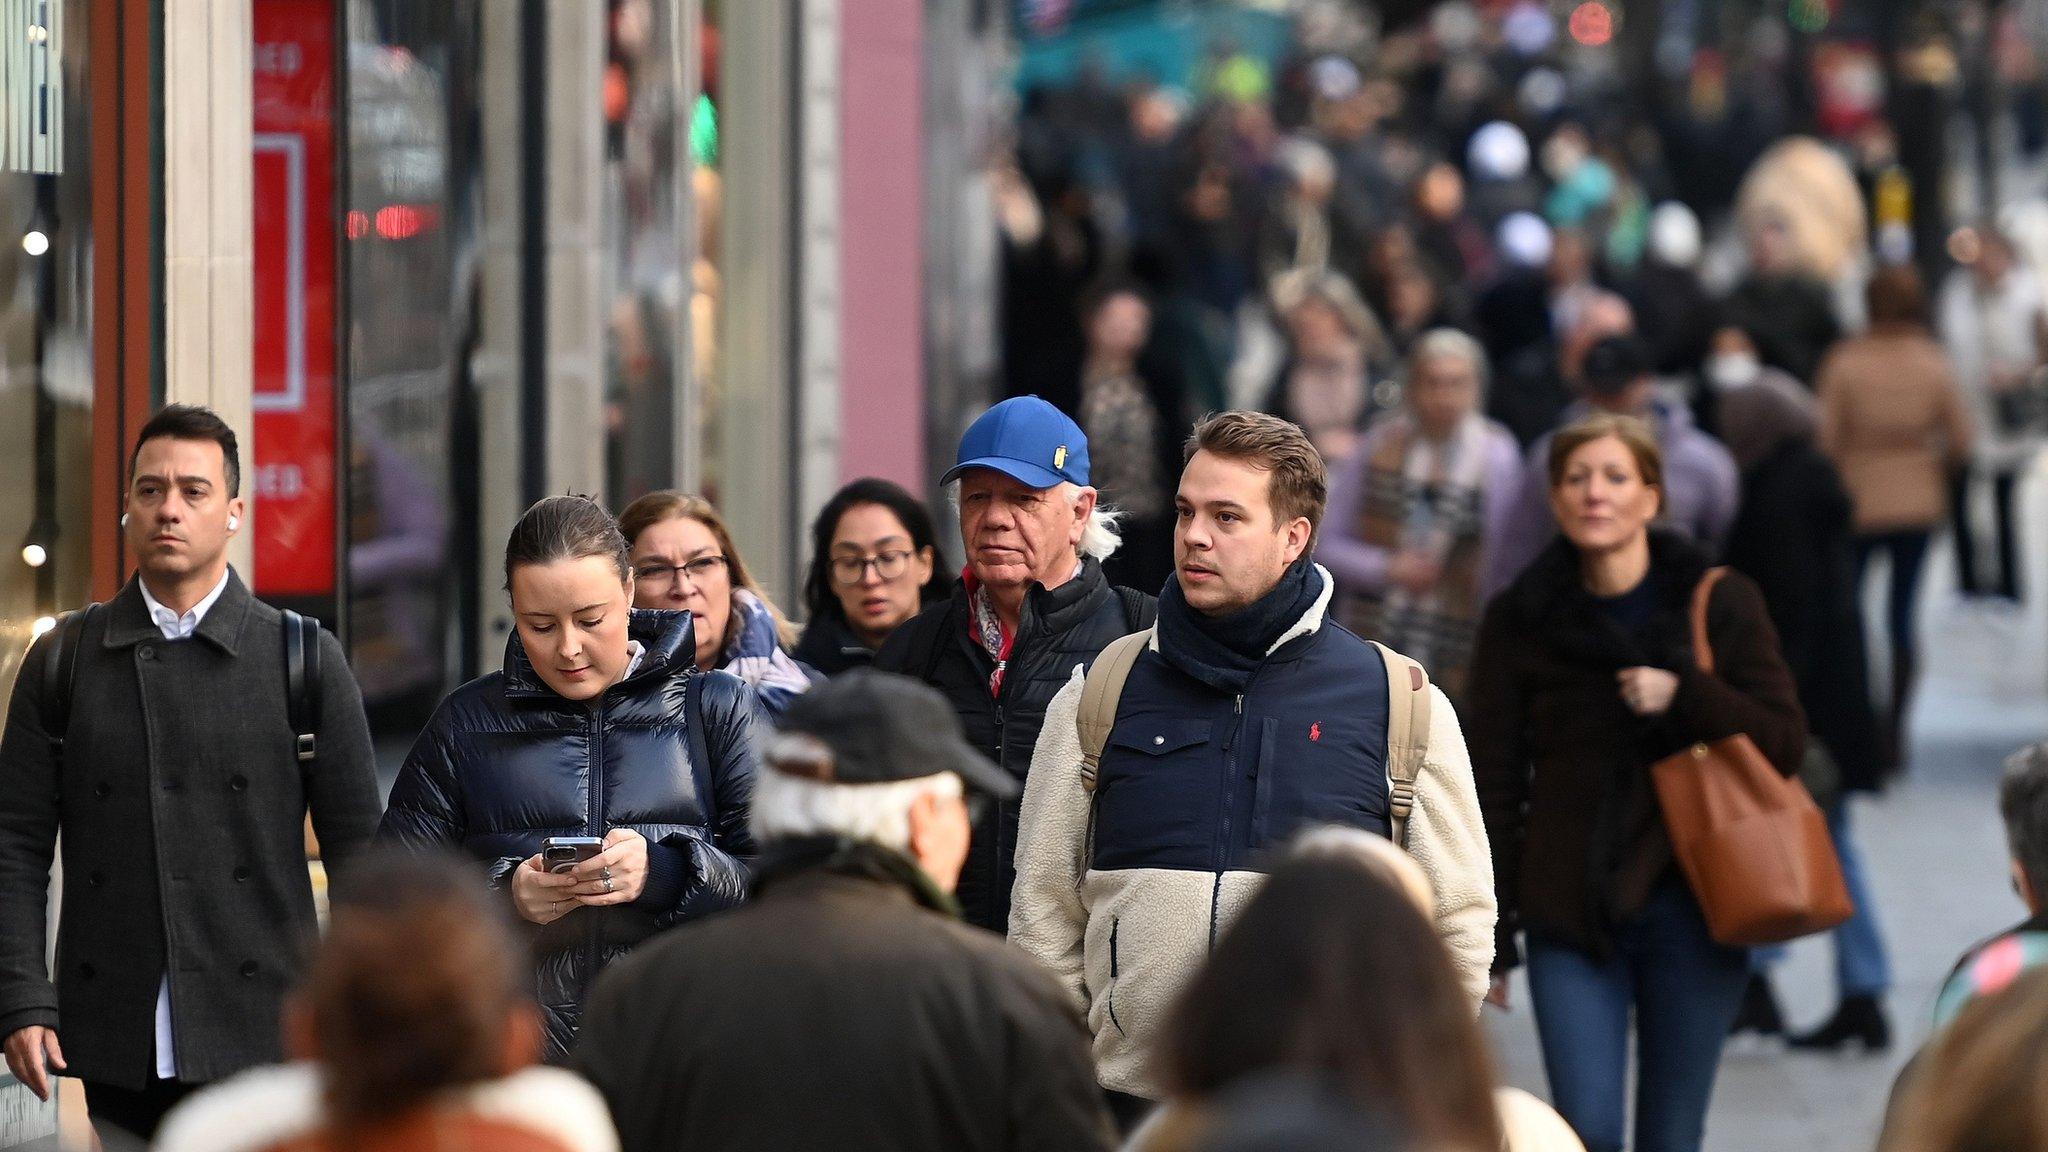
left=793, top=612, right=876, bottom=671
left=1504, top=528, right=1711, bottom=668
left=502, top=608, right=695, bottom=701
left=101, top=569, right=255, bottom=656
left=967, top=555, right=1114, bottom=641
left=750, top=835, right=960, bottom=917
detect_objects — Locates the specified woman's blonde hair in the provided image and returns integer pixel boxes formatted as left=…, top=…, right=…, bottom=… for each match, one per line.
left=617, top=491, right=800, bottom=651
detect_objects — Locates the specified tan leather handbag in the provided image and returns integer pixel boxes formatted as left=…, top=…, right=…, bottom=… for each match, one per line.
left=1651, top=568, right=1854, bottom=946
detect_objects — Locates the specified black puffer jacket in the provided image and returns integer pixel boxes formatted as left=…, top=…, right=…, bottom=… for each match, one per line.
left=875, top=558, right=1153, bottom=932
left=380, top=609, right=756, bottom=1058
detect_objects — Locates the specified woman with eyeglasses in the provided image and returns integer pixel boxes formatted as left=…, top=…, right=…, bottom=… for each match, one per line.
left=619, top=491, right=820, bottom=719
left=794, top=479, right=953, bottom=677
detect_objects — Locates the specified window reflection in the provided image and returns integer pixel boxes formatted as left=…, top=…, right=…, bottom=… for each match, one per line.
left=344, top=2, right=472, bottom=752
left=0, top=0, right=90, bottom=702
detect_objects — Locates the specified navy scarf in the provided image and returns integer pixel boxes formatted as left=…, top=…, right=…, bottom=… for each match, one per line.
left=1156, top=555, right=1321, bottom=693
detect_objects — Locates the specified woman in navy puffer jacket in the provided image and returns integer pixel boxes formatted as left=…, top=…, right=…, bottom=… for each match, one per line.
left=380, top=496, right=756, bottom=1060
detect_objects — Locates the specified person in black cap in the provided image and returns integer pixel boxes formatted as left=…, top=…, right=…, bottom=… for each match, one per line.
left=1487, top=334, right=1740, bottom=590
left=876, top=396, right=1156, bottom=933
left=570, top=669, right=1115, bottom=1152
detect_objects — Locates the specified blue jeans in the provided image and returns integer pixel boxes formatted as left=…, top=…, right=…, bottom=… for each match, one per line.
left=1526, top=879, right=1752, bottom=1152
left=1751, top=800, right=1891, bottom=996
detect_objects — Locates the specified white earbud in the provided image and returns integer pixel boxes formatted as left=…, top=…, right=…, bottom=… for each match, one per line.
left=227, top=516, right=240, bottom=531
left=120, top=513, right=129, bottom=527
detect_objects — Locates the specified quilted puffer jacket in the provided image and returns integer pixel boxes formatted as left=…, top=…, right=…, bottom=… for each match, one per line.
left=379, top=609, right=756, bottom=1059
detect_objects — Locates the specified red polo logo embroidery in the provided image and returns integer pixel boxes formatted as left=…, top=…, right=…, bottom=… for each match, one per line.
left=1309, top=722, right=1322, bottom=742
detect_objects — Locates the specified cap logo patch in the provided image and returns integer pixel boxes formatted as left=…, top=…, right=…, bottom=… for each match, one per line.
left=1054, top=445, right=1068, bottom=471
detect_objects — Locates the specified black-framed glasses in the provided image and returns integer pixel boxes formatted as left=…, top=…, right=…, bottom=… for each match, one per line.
left=634, top=555, right=728, bottom=589
left=830, top=549, right=914, bottom=586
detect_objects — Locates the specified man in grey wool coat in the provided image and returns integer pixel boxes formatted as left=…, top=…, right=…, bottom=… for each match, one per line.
left=0, top=406, right=382, bottom=1144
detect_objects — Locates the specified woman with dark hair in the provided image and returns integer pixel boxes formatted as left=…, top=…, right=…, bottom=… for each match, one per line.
left=1817, top=264, right=1973, bottom=767
left=1130, top=834, right=1523, bottom=1152
left=1467, top=414, right=1805, bottom=1152
left=155, top=851, right=617, bottom=1152
left=620, top=491, right=818, bottom=717
left=794, top=478, right=950, bottom=676
left=380, top=495, right=757, bottom=1060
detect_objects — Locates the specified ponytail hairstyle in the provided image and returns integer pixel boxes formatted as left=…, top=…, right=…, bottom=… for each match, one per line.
left=502, top=494, right=631, bottom=591
left=303, top=851, right=532, bottom=1133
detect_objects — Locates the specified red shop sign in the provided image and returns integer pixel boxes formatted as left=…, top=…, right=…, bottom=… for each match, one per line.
left=251, top=0, right=336, bottom=597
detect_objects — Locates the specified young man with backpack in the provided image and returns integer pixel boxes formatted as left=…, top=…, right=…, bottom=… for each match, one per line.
left=0, top=406, right=382, bottom=1143
left=1010, top=411, right=1495, bottom=1124
left=877, top=397, right=1156, bottom=933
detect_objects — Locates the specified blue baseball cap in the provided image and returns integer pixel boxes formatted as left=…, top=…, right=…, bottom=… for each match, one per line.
left=941, top=396, right=1091, bottom=489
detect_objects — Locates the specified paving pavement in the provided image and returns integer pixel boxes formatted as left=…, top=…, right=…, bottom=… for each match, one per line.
left=1483, top=459, right=2048, bottom=1152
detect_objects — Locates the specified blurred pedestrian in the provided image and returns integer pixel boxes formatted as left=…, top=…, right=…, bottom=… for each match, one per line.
left=0, top=406, right=382, bottom=1144
left=1880, top=967, right=2048, bottom=1152
left=620, top=491, right=819, bottom=718
left=1012, top=412, right=1494, bottom=1127
left=1710, top=325, right=1892, bottom=1049
left=1070, top=278, right=1182, bottom=594
left=572, top=671, right=1114, bottom=1152
left=1930, top=742, right=2048, bottom=999
left=1816, top=266, right=1974, bottom=767
left=1721, top=211, right=1845, bottom=387
left=380, top=495, right=757, bottom=1061
left=1870, top=743, right=2048, bottom=1145
left=875, top=397, right=1156, bottom=933
left=154, top=852, right=617, bottom=1152
left=795, top=479, right=949, bottom=677
left=1489, top=336, right=1740, bottom=592
left=1938, top=228, right=2046, bottom=605
left=1265, top=269, right=1391, bottom=463
left=1126, top=830, right=1580, bottom=1152
left=1625, top=203, right=1716, bottom=378
left=1319, top=329, right=1522, bottom=700
left=1258, top=137, right=1365, bottom=300
left=1486, top=279, right=1631, bottom=451
left=1468, top=415, right=1806, bottom=1152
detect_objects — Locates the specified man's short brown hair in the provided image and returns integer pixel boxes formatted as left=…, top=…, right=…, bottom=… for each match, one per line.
left=1184, top=411, right=1329, bottom=539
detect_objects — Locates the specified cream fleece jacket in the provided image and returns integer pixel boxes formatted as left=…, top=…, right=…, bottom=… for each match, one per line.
left=1009, top=574, right=1496, bottom=1098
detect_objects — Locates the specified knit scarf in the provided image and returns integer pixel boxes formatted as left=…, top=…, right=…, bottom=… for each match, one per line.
left=1156, top=554, right=1321, bottom=693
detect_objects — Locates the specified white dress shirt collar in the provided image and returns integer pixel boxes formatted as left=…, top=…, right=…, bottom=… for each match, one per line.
left=137, top=569, right=233, bottom=641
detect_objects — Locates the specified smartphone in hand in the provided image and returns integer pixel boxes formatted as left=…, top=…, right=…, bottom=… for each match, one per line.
left=541, top=836, right=604, bottom=874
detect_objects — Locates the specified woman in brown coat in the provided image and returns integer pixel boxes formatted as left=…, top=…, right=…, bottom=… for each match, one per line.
left=1816, top=265, right=1972, bottom=763
left=1467, top=414, right=1805, bottom=1152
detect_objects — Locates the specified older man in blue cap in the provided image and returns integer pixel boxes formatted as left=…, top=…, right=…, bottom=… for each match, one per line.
left=877, top=396, right=1157, bottom=933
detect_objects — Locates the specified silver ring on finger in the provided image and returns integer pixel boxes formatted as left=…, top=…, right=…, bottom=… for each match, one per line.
left=604, top=877, right=615, bottom=894
left=601, top=867, right=613, bottom=882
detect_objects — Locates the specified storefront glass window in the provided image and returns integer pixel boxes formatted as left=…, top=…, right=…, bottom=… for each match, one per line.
left=0, top=0, right=92, bottom=697
left=342, top=1, right=473, bottom=750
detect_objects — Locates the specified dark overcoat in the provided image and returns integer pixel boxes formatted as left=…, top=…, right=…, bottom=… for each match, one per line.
left=1466, top=532, right=1807, bottom=969
left=0, top=572, right=382, bottom=1088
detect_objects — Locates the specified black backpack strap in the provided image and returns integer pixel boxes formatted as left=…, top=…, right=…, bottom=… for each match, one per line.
left=1116, top=586, right=1155, bottom=631
left=42, top=604, right=97, bottom=763
left=282, top=610, right=322, bottom=766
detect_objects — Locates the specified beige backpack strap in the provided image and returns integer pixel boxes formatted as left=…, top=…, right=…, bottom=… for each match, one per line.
left=1078, top=629, right=1153, bottom=792
left=1373, top=642, right=1433, bottom=847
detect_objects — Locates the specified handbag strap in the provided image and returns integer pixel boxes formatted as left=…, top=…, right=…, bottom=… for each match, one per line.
left=1690, top=567, right=1728, bottom=675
